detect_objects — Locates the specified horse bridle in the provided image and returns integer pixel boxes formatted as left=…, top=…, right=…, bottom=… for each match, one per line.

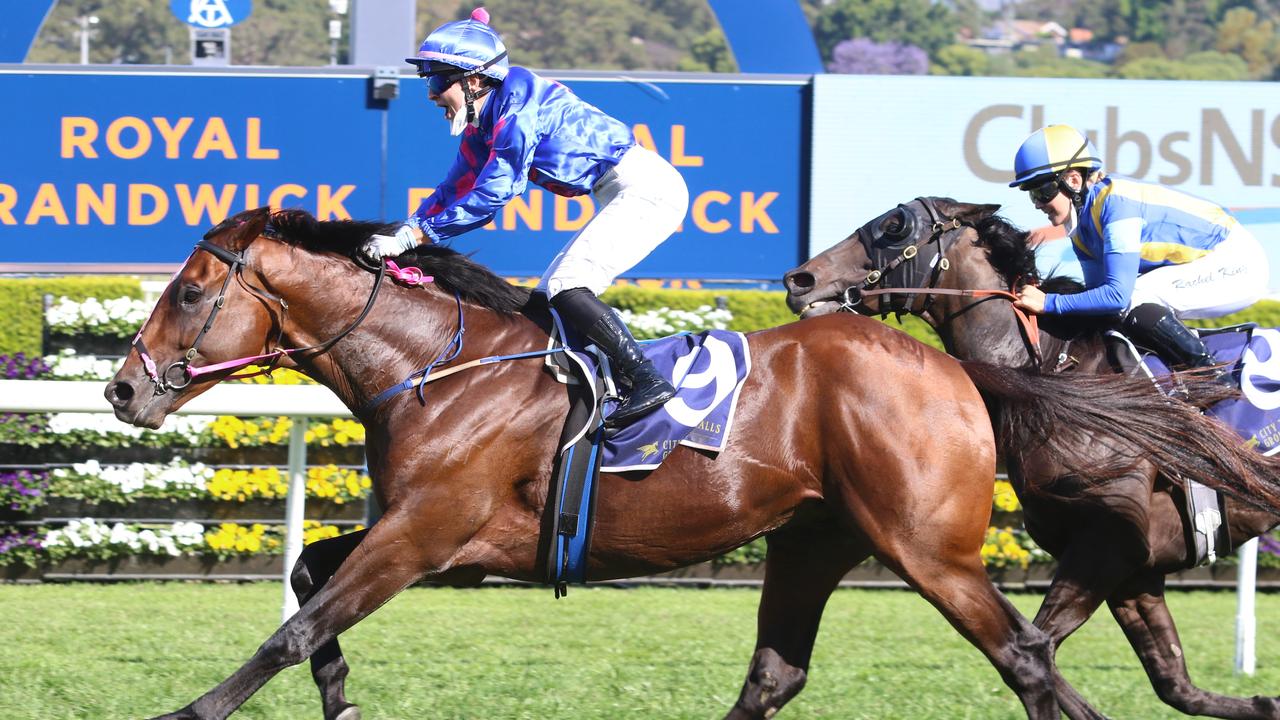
left=132, top=232, right=388, bottom=396
left=842, top=197, right=962, bottom=317
left=835, top=198, right=1043, bottom=366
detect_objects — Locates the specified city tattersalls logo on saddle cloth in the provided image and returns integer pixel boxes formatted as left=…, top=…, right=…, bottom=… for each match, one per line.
left=597, top=330, right=751, bottom=472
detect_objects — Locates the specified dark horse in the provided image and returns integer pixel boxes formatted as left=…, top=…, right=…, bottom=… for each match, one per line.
left=105, top=207, right=1077, bottom=719
left=784, top=196, right=1280, bottom=720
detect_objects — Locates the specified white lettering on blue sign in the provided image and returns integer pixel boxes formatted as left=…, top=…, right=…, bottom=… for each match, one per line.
left=172, top=0, right=251, bottom=28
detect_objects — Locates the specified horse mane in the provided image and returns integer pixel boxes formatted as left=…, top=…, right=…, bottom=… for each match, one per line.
left=971, top=212, right=1113, bottom=337
left=233, top=208, right=532, bottom=314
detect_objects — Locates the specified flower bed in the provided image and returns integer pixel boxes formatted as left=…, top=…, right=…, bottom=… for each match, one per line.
left=32, top=293, right=1280, bottom=582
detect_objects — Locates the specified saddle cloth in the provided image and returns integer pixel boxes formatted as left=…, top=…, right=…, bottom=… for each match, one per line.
left=543, top=311, right=751, bottom=591
left=1109, top=324, right=1280, bottom=564
left=548, top=312, right=752, bottom=471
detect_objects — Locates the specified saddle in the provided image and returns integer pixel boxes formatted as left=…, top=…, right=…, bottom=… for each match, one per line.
left=539, top=309, right=752, bottom=596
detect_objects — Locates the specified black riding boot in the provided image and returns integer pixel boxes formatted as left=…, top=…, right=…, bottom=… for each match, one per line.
left=551, top=287, right=677, bottom=425
left=1122, top=303, right=1224, bottom=378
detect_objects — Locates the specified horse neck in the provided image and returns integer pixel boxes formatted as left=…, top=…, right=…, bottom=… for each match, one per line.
left=927, top=244, right=1108, bottom=372
left=924, top=245, right=1038, bottom=367
left=263, top=246, right=542, bottom=418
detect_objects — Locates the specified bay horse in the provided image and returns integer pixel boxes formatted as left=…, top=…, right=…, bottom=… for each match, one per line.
left=105, top=207, right=1071, bottom=719
left=784, top=196, right=1280, bottom=720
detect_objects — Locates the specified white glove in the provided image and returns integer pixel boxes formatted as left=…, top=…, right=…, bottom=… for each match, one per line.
left=360, top=224, right=419, bottom=262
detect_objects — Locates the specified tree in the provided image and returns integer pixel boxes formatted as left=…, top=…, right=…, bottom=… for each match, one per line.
left=828, top=38, right=927, bottom=75
left=233, top=0, right=330, bottom=66
left=985, top=45, right=1108, bottom=78
left=1115, top=50, right=1249, bottom=79
left=677, top=29, right=737, bottom=73
left=425, top=0, right=720, bottom=71
left=1215, top=6, right=1280, bottom=78
left=811, top=0, right=959, bottom=60
left=931, top=43, right=989, bottom=76
left=28, top=0, right=187, bottom=65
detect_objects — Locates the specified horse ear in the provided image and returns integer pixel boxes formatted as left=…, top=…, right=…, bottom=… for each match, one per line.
left=208, top=207, right=271, bottom=251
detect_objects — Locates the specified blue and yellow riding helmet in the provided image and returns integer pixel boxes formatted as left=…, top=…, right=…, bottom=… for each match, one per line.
left=406, top=7, right=509, bottom=123
left=1010, top=125, right=1103, bottom=207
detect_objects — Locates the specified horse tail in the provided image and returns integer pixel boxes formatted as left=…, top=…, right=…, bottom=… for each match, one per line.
left=959, top=360, right=1280, bottom=514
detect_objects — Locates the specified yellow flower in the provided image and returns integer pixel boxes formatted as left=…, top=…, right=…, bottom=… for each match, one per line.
left=992, top=480, right=1021, bottom=512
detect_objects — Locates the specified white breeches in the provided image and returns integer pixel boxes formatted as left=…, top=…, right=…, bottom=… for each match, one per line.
left=538, top=145, right=689, bottom=297
left=1128, top=224, right=1270, bottom=320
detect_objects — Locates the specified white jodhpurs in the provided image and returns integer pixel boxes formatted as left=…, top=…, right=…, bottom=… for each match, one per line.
left=1128, top=224, right=1270, bottom=320
left=537, top=145, right=689, bottom=297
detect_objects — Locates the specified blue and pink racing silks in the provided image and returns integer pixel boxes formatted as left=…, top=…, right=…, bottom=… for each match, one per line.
left=406, top=66, right=634, bottom=243
left=1045, top=176, right=1241, bottom=315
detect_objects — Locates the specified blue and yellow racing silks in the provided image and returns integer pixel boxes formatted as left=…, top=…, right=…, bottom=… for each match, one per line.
left=406, top=66, right=634, bottom=242
left=1045, top=175, right=1240, bottom=315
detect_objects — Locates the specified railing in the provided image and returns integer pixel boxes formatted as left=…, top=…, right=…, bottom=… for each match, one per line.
left=0, top=379, right=352, bottom=623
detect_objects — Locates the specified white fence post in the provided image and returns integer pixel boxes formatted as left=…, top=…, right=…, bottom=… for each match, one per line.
left=281, top=416, right=309, bottom=623
left=0, top=380, right=350, bottom=623
left=1236, top=537, right=1258, bottom=675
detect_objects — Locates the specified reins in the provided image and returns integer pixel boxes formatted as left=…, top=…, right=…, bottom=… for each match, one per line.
left=850, top=285, right=1042, bottom=365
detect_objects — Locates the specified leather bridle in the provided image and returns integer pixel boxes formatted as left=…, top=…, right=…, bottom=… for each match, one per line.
left=834, top=198, right=1043, bottom=366
left=132, top=233, right=387, bottom=396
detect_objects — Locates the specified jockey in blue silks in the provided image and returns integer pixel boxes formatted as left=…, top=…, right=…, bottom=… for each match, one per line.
left=1011, top=124, right=1269, bottom=375
left=360, top=7, right=689, bottom=425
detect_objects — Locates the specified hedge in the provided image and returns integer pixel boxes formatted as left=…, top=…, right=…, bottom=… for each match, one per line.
left=0, top=278, right=144, bottom=356
left=7, top=275, right=1280, bottom=358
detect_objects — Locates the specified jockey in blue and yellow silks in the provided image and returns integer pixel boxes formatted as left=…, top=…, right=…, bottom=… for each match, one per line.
left=360, top=7, right=689, bottom=426
left=1011, top=124, right=1269, bottom=374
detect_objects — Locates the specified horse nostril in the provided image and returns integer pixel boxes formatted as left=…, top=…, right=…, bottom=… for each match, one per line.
left=109, top=381, right=135, bottom=406
left=786, top=271, right=815, bottom=293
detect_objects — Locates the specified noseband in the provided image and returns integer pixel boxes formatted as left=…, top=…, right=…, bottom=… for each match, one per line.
left=132, top=232, right=390, bottom=396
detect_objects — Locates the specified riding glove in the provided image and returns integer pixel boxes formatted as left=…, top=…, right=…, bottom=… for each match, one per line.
left=360, top=225, right=419, bottom=262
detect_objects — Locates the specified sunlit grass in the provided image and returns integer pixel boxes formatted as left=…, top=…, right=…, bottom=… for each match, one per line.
left=2, top=583, right=1278, bottom=719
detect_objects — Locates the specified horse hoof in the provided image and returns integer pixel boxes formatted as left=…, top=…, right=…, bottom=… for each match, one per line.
left=332, top=704, right=362, bottom=720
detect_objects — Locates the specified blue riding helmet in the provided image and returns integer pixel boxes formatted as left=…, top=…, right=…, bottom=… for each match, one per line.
left=406, top=7, right=509, bottom=86
left=1010, top=124, right=1103, bottom=188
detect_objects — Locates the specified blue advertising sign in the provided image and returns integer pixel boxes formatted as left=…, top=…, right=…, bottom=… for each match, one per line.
left=0, top=0, right=56, bottom=62
left=170, top=0, right=252, bottom=28
left=0, top=68, right=806, bottom=281
left=388, top=74, right=806, bottom=280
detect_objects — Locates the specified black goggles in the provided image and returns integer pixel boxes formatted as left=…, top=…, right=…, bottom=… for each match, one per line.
left=424, top=73, right=457, bottom=97
left=1022, top=176, right=1061, bottom=204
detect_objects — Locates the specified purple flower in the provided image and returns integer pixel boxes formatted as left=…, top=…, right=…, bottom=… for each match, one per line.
left=0, top=353, right=50, bottom=380
left=0, top=469, right=48, bottom=513
left=828, top=38, right=929, bottom=76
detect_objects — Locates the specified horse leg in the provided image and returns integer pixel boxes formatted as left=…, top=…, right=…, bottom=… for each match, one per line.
left=1031, top=533, right=1155, bottom=720
left=1108, top=571, right=1280, bottom=719
left=289, top=529, right=368, bottom=720
left=149, top=514, right=431, bottom=720
left=879, top=542, right=1061, bottom=720
left=724, top=524, right=867, bottom=720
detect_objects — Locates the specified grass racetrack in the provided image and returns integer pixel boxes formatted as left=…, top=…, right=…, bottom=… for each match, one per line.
left=3, top=583, right=1279, bottom=719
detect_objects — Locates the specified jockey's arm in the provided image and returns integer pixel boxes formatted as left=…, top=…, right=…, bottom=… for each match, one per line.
left=1043, top=217, right=1145, bottom=315
left=407, top=101, right=540, bottom=243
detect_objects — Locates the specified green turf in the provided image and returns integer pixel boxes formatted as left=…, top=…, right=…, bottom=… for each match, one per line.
left=2, top=583, right=1278, bottom=719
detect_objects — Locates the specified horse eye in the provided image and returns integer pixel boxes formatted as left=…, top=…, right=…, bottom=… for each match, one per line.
left=883, top=216, right=903, bottom=235
left=181, top=287, right=202, bottom=305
